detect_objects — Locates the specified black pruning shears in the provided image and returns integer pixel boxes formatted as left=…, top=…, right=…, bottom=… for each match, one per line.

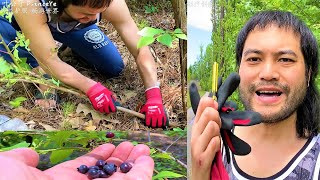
left=189, top=67, right=262, bottom=163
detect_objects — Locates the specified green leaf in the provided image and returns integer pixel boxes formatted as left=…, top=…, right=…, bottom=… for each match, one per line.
left=16, top=31, right=24, bottom=39
left=153, top=152, right=171, bottom=159
left=19, top=58, right=31, bottom=71
left=131, top=141, right=139, bottom=145
left=50, top=149, right=73, bottom=164
left=13, top=49, right=20, bottom=61
left=175, top=33, right=187, bottom=40
left=49, top=131, right=74, bottom=147
left=0, top=57, right=12, bottom=75
left=5, top=12, right=13, bottom=23
left=152, top=171, right=184, bottom=179
left=24, top=39, right=30, bottom=51
left=51, top=78, right=60, bottom=86
left=156, top=34, right=173, bottom=47
left=0, top=141, right=30, bottom=152
left=138, top=27, right=164, bottom=37
left=9, top=96, right=27, bottom=108
left=174, top=28, right=183, bottom=34
left=137, top=36, right=155, bottom=48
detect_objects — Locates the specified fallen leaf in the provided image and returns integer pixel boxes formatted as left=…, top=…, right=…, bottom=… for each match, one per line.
left=120, top=90, right=137, bottom=104
left=101, top=123, right=114, bottom=130
left=84, top=120, right=96, bottom=131
left=25, top=120, right=36, bottom=130
left=62, top=117, right=85, bottom=129
left=39, top=123, right=57, bottom=131
left=13, top=107, right=29, bottom=113
left=76, top=103, right=92, bottom=116
left=76, top=103, right=120, bottom=125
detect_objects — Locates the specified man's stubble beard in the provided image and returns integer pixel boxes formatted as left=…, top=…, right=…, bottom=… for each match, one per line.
left=239, top=81, right=307, bottom=124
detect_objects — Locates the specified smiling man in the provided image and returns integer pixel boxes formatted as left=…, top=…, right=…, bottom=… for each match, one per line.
left=0, top=0, right=168, bottom=128
left=191, top=11, right=320, bottom=179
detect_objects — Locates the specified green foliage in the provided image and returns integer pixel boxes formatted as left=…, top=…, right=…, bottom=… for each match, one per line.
left=0, top=131, right=112, bottom=164
left=137, top=27, right=187, bottom=48
left=189, top=0, right=320, bottom=105
left=150, top=148, right=186, bottom=179
left=0, top=57, right=13, bottom=78
left=144, top=5, right=158, bottom=14
left=9, top=96, right=27, bottom=108
left=136, top=18, right=150, bottom=29
left=164, top=127, right=187, bottom=138
left=0, top=4, right=13, bottom=23
left=152, top=171, right=184, bottom=179
left=61, top=102, right=76, bottom=117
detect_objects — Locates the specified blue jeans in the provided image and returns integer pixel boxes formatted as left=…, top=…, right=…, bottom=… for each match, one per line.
left=0, top=1, right=124, bottom=78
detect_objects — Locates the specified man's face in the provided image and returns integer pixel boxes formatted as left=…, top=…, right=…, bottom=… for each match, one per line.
left=238, top=25, right=307, bottom=123
left=64, top=5, right=107, bottom=24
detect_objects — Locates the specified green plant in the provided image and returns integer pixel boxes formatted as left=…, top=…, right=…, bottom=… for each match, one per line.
left=136, top=18, right=150, bottom=29
left=137, top=27, right=187, bottom=48
left=61, top=101, right=76, bottom=118
left=9, top=96, right=27, bottom=108
left=0, top=4, right=13, bottom=23
left=144, top=5, right=158, bottom=14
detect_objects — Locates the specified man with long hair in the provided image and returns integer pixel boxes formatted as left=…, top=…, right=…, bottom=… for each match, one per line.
left=191, top=11, right=320, bottom=179
left=0, top=0, right=167, bottom=128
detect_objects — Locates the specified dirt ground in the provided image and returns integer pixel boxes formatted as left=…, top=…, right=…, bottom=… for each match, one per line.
left=0, top=0, right=186, bottom=132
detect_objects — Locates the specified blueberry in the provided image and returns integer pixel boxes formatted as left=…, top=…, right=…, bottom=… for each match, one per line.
left=89, top=166, right=100, bottom=170
left=95, top=159, right=106, bottom=168
left=87, top=168, right=100, bottom=179
left=98, top=170, right=109, bottom=178
left=120, top=162, right=132, bottom=173
left=103, top=163, right=117, bottom=175
left=77, top=164, right=88, bottom=174
left=106, top=132, right=115, bottom=138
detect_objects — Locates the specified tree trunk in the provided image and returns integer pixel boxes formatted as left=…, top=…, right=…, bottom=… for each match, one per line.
left=171, top=0, right=187, bottom=117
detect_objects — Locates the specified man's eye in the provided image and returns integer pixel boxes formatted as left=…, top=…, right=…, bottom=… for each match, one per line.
left=279, top=58, right=294, bottom=62
left=247, top=57, right=260, bottom=62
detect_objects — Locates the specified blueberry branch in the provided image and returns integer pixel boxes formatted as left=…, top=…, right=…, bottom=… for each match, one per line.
left=0, top=34, right=21, bottom=69
left=36, top=147, right=88, bottom=154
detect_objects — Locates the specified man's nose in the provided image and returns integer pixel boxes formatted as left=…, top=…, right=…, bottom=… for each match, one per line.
left=258, top=61, right=280, bottom=81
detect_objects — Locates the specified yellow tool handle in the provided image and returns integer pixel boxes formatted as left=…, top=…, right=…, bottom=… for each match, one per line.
left=211, top=62, right=219, bottom=100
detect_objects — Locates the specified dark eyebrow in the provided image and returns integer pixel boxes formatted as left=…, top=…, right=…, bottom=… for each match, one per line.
left=243, top=49, right=298, bottom=58
left=273, top=50, right=298, bottom=58
left=243, top=49, right=262, bottom=57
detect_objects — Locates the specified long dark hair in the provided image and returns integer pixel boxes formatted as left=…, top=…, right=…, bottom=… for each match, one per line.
left=236, top=11, right=320, bottom=138
left=56, top=0, right=113, bottom=15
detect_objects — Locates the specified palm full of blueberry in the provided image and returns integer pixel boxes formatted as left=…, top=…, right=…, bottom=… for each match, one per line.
left=75, top=132, right=152, bottom=179
left=77, top=160, right=132, bottom=179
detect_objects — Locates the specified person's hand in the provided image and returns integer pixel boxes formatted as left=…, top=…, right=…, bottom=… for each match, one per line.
left=140, top=87, right=168, bottom=128
left=191, top=97, right=221, bottom=180
left=0, top=141, right=154, bottom=180
left=87, top=82, right=117, bottom=114
left=0, top=148, right=48, bottom=180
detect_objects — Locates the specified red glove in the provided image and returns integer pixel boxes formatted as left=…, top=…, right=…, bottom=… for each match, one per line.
left=140, top=87, right=167, bottom=128
left=86, top=82, right=116, bottom=114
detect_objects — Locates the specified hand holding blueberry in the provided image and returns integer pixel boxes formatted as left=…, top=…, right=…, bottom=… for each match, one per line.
left=0, top=141, right=154, bottom=180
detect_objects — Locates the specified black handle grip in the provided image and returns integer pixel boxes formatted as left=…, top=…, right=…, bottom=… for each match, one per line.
left=217, top=73, right=240, bottom=110
left=189, top=82, right=201, bottom=115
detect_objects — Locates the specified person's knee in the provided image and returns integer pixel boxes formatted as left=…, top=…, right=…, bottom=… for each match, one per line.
left=97, top=58, right=124, bottom=78
left=107, top=60, right=125, bottom=78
